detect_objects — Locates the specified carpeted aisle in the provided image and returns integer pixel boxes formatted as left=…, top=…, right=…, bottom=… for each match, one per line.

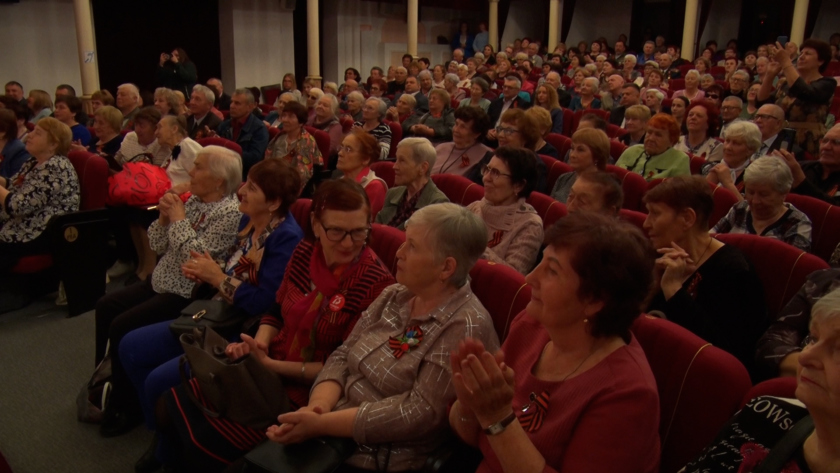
left=0, top=285, right=151, bottom=473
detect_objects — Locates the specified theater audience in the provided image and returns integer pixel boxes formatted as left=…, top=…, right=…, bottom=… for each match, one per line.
left=344, top=91, right=365, bottom=123
left=94, top=146, right=243, bottom=436
left=156, top=115, right=202, bottom=195
left=526, top=107, right=559, bottom=158
left=27, top=90, right=53, bottom=124
left=672, top=70, right=706, bottom=102
left=712, top=156, right=812, bottom=252
left=354, top=97, right=392, bottom=160
left=643, top=89, right=665, bottom=115
left=113, top=107, right=169, bottom=168
left=265, top=92, right=297, bottom=129
left=404, top=89, right=455, bottom=146
left=675, top=100, right=723, bottom=162
left=280, top=73, right=303, bottom=104
left=566, top=171, right=624, bottom=216
left=0, top=118, right=78, bottom=282
left=487, top=76, right=531, bottom=140
left=0, top=96, right=32, bottom=143
left=622, top=55, right=640, bottom=82
left=216, top=88, right=270, bottom=177
left=706, top=121, right=763, bottom=197
left=376, top=138, right=448, bottom=230
left=743, top=83, right=761, bottom=120
left=307, top=94, right=343, bottom=158
left=387, top=93, right=420, bottom=131
left=267, top=101, right=323, bottom=192
left=783, top=123, right=840, bottom=205
left=432, top=106, right=492, bottom=176
left=467, top=146, right=543, bottom=274
left=600, top=74, right=625, bottom=112
left=155, top=48, right=197, bottom=98
left=618, top=104, right=651, bottom=147
left=752, top=104, right=788, bottom=159
left=718, top=96, right=744, bottom=138
left=609, top=84, right=642, bottom=127
left=152, top=88, right=179, bottom=117
left=459, top=77, right=491, bottom=112
left=616, top=114, right=690, bottom=181
left=534, top=83, right=564, bottom=134
left=53, top=95, right=91, bottom=147
left=551, top=128, right=610, bottom=203
left=79, top=106, right=125, bottom=162
left=116, top=84, right=141, bottom=129
left=644, top=176, right=766, bottom=372
left=336, top=129, right=388, bottom=218
left=186, top=85, right=222, bottom=140
left=450, top=211, right=660, bottom=473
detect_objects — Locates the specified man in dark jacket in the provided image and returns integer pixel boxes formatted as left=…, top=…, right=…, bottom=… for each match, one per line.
left=215, top=89, right=268, bottom=177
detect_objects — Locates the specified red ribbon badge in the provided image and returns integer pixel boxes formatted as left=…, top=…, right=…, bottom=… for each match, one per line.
left=328, top=293, right=345, bottom=312
left=388, top=326, right=423, bottom=358
left=460, top=154, right=470, bottom=168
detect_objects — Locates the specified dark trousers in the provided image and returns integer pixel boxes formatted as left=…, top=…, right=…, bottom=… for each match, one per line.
left=94, top=278, right=190, bottom=411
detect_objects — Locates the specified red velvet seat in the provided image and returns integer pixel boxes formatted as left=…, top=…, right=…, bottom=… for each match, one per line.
left=303, top=126, right=331, bottom=162
left=470, top=262, right=531, bottom=341
left=572, top=109, right=609, bottom=131
left=268, top=126, right=281, bottom=141
left=196, top=137, right=243, bottom=156
left=619, top=209, right=647, bottom=233
left=260, top=85, right=283, bottom=107
left=678, top=64, right=693, bottom=78
left=221, top=110, right=230, bottom=119
left=258, top=103, right=274, bottom=115
left=384, top=120, right=402, bottom=158
left=431, top=174, right=484, bottom=206
left=606, top=164, right=647, bottom=211
left=370, top=160, right=395, bottom=189
left=715, top=233, right=830, bottom=316
left=546, top=159, right=572, bottom=194
left=561, top=109, right=575, bottom=137
left=606, top=124, right=626, bottom=139
left=289, top=198, right=312, bottom=237
left=339, top=115, right=354, bottom=134
left=631, top=315, right=752, bottom=473
left=545, top=133, right=571, bottom=159
left=708, top=184, right=739, bottom=228
left=669, top=79, right=685, bottom=91
left=370, top=223, right=406, bottom=275
left=689, top=154, right=706, bottom=175
left=784, top=194, right=840, bottom=263
left=609, top=140, right=628, bottom=162
left=526, top=192, right=568, bottom=230
left=740, top=377, right=797, bottom=408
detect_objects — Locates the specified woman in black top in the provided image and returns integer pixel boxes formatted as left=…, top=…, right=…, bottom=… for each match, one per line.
left=155, top=48, right=197, bottom=98
left=73, top=106, right=125, bottom=165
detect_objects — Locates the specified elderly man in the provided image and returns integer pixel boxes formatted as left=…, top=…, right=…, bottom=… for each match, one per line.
left=486, top=75, right=531, bottom=138
left=527, top=41, right=543, bottom=68
left=452, top=48, right=465, bottom=64
left=186, top=85, right=221, bottom=140
left=396, top=76, right=429, bottom=114
left=609, top=83, right=642, bottom=126
left=657, top=53, right=680, bottom=79
left=783, top=124, right=840, bottom=205
left=752, top=103, right=804, bottom=161
left=207, top=78, right=230, bottom=111
left=376, top=138, right=449, bottom=230
left=4, top=81, right=25, bottom=108
left=116, top=83, right=141, bottom=130
left=719, top=96, right=745, bottom=138
left=215, top=88, right=269, bottom=177
left=726, top=70, right=750, bottom=101
left=417, top=70, right=434, bottom=100
left=387, top=66, right=408, bottom=95
left=601, top=74, right=625, bottom=111
left=544, top=71, right=572, bottom=108
left=637, top=41, right=655, bottom=64
left=433, top=106, right=492, bottom=176
left=613, top=40, right=628, bottom=63
left=754, top=57, right=779, bottom=86
left=341, top=79, right=359, bottom=99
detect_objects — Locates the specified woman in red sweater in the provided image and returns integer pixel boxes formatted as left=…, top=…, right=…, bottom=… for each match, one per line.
left=449, top=212, right=662, bottom=473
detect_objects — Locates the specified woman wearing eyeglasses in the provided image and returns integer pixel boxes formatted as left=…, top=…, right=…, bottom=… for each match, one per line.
left=467, top=146, right=543, bottom=275
left=158, top=179, right=396, bottom=471
left=615, top=113, right=690, bottom=181
left=336, top=129, right=389, bottom=219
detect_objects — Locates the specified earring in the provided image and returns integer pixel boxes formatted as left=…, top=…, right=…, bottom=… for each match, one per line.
left=583, top=318, right=589, bottom=324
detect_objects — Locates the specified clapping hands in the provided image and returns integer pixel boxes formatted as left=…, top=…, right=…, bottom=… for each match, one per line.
left=450, top=338, right=515, bottom=426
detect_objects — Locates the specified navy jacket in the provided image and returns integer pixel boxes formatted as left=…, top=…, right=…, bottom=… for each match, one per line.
left=216, top=113, right=270, bottom=177
left=1, top=139, right=31, bottom=179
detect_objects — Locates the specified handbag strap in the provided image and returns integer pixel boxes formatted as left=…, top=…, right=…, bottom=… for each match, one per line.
left=752, top=415, right=814, bottom=473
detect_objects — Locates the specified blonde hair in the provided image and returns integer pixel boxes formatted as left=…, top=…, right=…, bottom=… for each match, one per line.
left=95, top=105, right=124, bottom=132
left=536, top=84, right=561, bottom=111
left=36, top=117, right=72, bottom=156
left=28, top=90, right=53, bottom=111
left=154, top=87, right=180, bottom=115
left=571, top=128, right=610, bottom=170
left=625, top=104, right=652, bottom=121
left=525, top=107, right=553, bottom=137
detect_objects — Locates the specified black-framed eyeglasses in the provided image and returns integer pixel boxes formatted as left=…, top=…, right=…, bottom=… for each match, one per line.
left=481, top=164, right=512, bottom=180
left=495, top=126, right=520, bottom=136
left=322, top=226, right=370, bottom=242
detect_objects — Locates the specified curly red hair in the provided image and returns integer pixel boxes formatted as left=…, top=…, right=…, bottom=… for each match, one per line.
left=646, top=113, right=681, bottom=145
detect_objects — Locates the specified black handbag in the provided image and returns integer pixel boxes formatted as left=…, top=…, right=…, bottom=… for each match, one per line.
left=243, top=437, right=358, bottom=473
left=170, top=299, right=247, bottom=337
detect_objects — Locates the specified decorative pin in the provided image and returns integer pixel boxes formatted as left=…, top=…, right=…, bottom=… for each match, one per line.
left=460, top=154, right=470, bottom=167
left=388, top=326, right=423, bottom=358
left=329, top=293, right=346, bottom=312
left=519, top=390, right=550, bottom=432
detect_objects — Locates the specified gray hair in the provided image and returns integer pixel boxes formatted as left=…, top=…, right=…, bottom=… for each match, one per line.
left=504, top=75, right=522, bottom=88
left=584, top=64, right=598, bottom=75
left=366, top=97, right=387, bottom=118
left=458, top=63, right=469, bottom=72
left=646, top=89, right=664, bottom=101
left=722, top=96, right=744, bottom=108
left=405, top=202, right=486, bottom=287
left=417, top=70, right=432, bottom=80
left=684, top=69, right=700, bottom=81
left=624, top=55, right=637, bottom=65
left=397, top=137, right=437, bottom=177
left=398, top=93, right=417, bottom=108
left=724, top=121, right=762, bottom=153
left=732, top=70, right=750, bottom=81
left=346, top=91, right=365, bottom=104
left=319, top=93, right=339, bottom=115
left=756, top=56, right=769, bottom=66
left=596, top=54, right=607, bottom=61
left=744, top=155, right=793, bottom=194
left=429, top=88, right=451, bottom=106
left=474, top=52, right=485, bottom=61
left=514, top=52, right=528, bottom=62
left=118, top=83, right=140, bottom=100
left=396, top=66, right=408, bottom=74
left=583, top=77, right=600, bottom=90
left=198, top=145, right=243, bottom=195
left=192, top=84, right=216, bottom=104
left=496, top=52, right=508, bottom=60
left=472, top=77, right=489, bottom=93
left=323, top=82, right=339, bottom=95
left=308, top=87, right=325, bottom=101
left=811, top=288, right=840, bottom=323
left=700, top=73, right=714, bottom=83
left=444, top=73, right=460, bottom=87
left=232, top=88, right=255, bottom=105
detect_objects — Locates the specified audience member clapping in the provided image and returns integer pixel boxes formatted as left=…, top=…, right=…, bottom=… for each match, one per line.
left=705, top=120, right=762, bottom=197
left=404, top=89, right=454, bottom=146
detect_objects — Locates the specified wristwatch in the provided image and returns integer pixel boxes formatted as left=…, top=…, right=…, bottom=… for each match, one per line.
left=483, top=411, right=517, bottom=436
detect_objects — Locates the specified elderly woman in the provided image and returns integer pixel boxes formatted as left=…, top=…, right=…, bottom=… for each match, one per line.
left=268, top=101, right=323, bottom=191
left=526, top=107, right=560, bottom=158
left=153, top=88, right=179, bottom=116
left=675, top=100, right=723, bottom=162
left=450, top=211, right=660, bottom=472
left=683, top=288, right=840, bottom=472
left=618, top=104, right=651, bottom=147
left=443, top=73, right=466, bottom=103
left=265, top=92, right=297, bottom=128
left=54, top=95, right=91, bottom=146
left=432, top=64, right=446, bottom=88
left=712, top=156, right=812, bottom=251
left=743, top=83, right=761, bottom=120
left=337, top=129, right=388, bottom=218
left=0, top=110, right=30, bottom=180
left=616, top=113, right=690, bottom=181
left=670, top=96, right=690, bottom=128
left=307, top=94, right=343, bottom=158
left=467, top=146, right=543, bottom=274
left=694, top=57, right=711, bottom=75
left=386, top=93, right=419, bottom=130
left=705, top=120, right=763, bottom=197
left=322, top=81, right=339, bottom=97
left=366, top=79, right=390, bottom=107
left=264, top=202, right=498, bottom=473
left=534, top=83, right=564, bottom=134
left=80, top=105, right=125, bottom=162
left=568, top=67, right=589, bottom=98
left=644, top=176, right=766, bottom=372
left=27, top=89, right=53, bottom=124
left=644, top=89, right=665, bottom=115
left=0, top=118, right=78, bottom=282
left=155, top=115, right=203, bottom=194
left=673, top=69, right=706, bottom=102
left=700, top=74, right=716, bottom=91
left=160, top=179, right=397, bottom=471
left=433, top=106, right=493, bottom=176
left=569, top=77, right=601, bottom=111
left=344, top=91, right=365, bottom=123
left=459, top=77, right=491, bottom=112
left=622, top=55, right=641, bottom=83
left=567, top=171, right=625, bottom=216
left=91, top=89, right=115, bottom=114
left=404, top=89, right=455, bottom=146
left=118, top=159, right=306, bottom=470
left=644, top=69, right=667, bottom=93
left=457, top=63, right=472, bottom=89
left=354, top=97, right=392, bottom=161
left=376, top=137, right=449, bottom=230
left=551, top=128, right=610, bottom=203
left=94, top=146, right=243, bottom=435
left=497, top=58, right=513, bottom=78
left=758, top=39, right=835, bottom=155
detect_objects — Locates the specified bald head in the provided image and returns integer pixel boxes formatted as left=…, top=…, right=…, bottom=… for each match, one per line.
left=545, top=72, right=562, bottom=89
left=607, top=74, right=625, bottom=92
left=754, top=104, right=785, bottom=140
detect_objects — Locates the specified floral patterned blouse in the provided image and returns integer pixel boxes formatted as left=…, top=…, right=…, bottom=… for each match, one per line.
left=0, top=155, right=80, bottom=243
left=267, top=129, right=323, bottom=192
left=148, top=194, right=242, bottom=298
left=770, top=76, right=836, bottom=155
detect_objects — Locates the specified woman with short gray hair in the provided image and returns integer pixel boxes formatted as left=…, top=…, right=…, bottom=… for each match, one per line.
left=344, top=90, right=365, bottom=123
left=355, top=97, right=392, bottom=161
left=308, top=93, right=343, bottom=157
left=673, top=69, right=706, bottom=102
left=712, top=155, right=812, bottom=251
left=444, top=73, right=465, bottom=102
left=706, top=120, right=762, bottom=198
left=459, top=77, right=491, bottom=112
left=404, top=88, right=455, bottom=146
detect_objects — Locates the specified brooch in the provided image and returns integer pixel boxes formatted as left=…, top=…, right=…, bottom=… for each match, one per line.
left=388, top=325, right=423, bottom=358
left=460, top=154, right=470, bottom=168
left=519, top=390, right=550, bottom=432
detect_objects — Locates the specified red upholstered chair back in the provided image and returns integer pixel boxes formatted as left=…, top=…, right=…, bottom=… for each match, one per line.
left=669, top=79, right=685, bottom=91
left=261, top=86, right=282, bottom=106
left=606, top=124, right=627, bottom=139
left=619, top=209, right=648, bottom=233
left=709, top=184, right=739, bottom=228
left=268, top=126, right=282, bottom=141
left=469, top=262, right=531, bottom=341
left=572, top=109, right=609, bottom=131
left=678, top=64, right=694, bottom=77
left=289, top=198, right=312, bottom=236
left=431, top=174, right=485, bottom=206
left=631, top=315, right=752, bottom=473
left=689, top=154, right=706, bottom=175
left=561, top=109, right=575, bottom=137
left=526, top=192, right=568, bottom=230
left=715, top=233, right=830, bottom=316
left=67, top=151, right=109, bottom=210
left=606, top=164, right=647, bottom=211
left=370, top=161, right=395, bottom=188
left=384, top=120, right=402, bottom=158
left=370, top=223, right=406, bottom=275
left=784, top=194, right=840, bottom=263
left=609, top=140, right=628, bottom=162
left=258, top=103, right=274, bottom=114
left=221, top=110, right=230, bottom=119
left=545, top=133, right=572, bottom=158
left=303, top=126, right=331, bottom=161
left=339, top=115, right=354, bottom=134
left=741, top=377, right=797, bottom=408
left=546, top=159, right=572, bottom=193
left=196, top=137, right=243, bottom=156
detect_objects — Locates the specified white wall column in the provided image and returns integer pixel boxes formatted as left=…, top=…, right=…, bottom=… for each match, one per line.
left=73, top=0, right=99, bottom=97
left=307, top=0, right=321, bottom=86
left=548, top=0, right=560, bottom=51
left=790, top=0, right=810, bottom=46
left=407, top=0, right=418, bottom=57
left=488, top=0, right=499, bottom=52
left=681, top=0, right=699, bottom=61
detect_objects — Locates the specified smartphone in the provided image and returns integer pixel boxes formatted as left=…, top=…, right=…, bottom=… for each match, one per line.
left=779, top=128, right=796, bottom=152
left=777, top=36, right=789, bottom=45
